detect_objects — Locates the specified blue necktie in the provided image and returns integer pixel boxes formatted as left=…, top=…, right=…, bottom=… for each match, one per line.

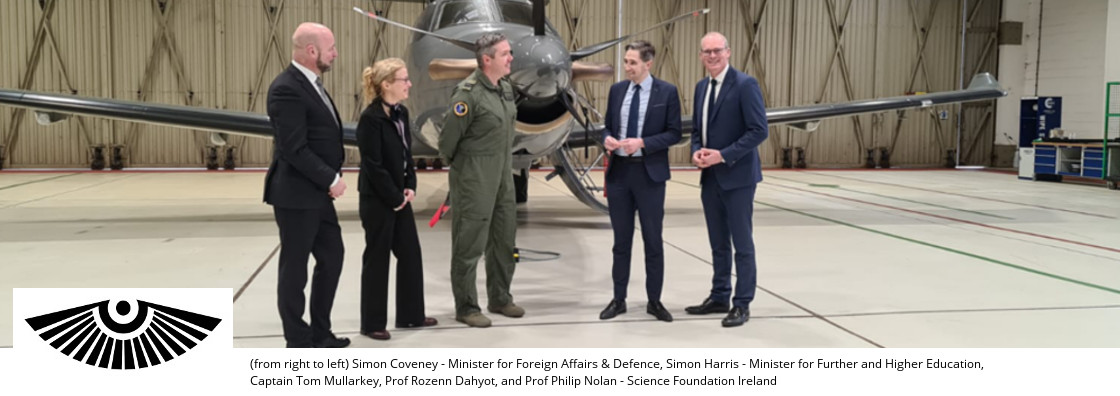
left=626, top=85, right=641, bottom=156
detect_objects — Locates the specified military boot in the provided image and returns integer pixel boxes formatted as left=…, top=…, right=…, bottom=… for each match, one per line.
left=456, top=312, right=492, bottom=328
left=487, top=303, right=525, bottom=318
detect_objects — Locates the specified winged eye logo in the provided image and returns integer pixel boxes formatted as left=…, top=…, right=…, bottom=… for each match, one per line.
left=24, top=299, right=221, bottom=370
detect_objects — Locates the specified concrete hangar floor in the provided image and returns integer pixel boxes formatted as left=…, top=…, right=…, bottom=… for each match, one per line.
left=1, top=168, right=1119, bottom=348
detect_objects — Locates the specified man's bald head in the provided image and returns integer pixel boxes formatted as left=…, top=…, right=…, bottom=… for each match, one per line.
left=291, top=22, right=337, bottom=74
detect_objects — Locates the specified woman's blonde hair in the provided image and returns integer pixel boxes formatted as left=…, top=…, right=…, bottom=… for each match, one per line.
left=361, top=57, right=407, bottom=107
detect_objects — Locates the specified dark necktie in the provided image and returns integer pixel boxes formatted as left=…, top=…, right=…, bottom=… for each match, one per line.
left=706, top=78, right=718, bottom=123
left=626, top=85, right=641, bottom=156
left=703, top=78, right=718, bottom=147
left=314, top=76, right=338, bottom=125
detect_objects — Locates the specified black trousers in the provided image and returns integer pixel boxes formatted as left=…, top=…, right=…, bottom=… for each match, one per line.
left=606, top=159, right=666, bottom=302
left=273, top=204, right=344, bottom=348
left=359, top=195, right=426, bottom=332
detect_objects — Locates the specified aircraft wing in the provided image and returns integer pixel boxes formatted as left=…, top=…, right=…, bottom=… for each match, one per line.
left=565, top=72, right=1006, bottom=148
left=0, top=89, right=359, bottom=147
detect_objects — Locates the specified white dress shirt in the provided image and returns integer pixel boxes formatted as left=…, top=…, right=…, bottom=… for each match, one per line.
left=701, top=64, right=729, bottom=148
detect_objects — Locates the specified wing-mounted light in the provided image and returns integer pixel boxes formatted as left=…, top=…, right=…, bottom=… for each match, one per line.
left=428, top=59, right=477, bottom=81
left=788, top=120, right=821, bottom=132
left=33, top=111, right=71, bottom=125
left=571, top=62, right=614, bottom=82
left=208, top=133, right=227, bottom=146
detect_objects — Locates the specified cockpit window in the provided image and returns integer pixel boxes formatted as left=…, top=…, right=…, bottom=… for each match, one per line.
left=437, top=1, right=500, bottom=29
left=436, top=1, right=552, bottom=30
left=497, top=1, right=532, bottom=26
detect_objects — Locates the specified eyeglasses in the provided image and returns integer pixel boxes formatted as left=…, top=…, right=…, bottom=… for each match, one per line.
left=389, top=77, right=411, bottom=83
left=699, top=48, right=727, bottom=56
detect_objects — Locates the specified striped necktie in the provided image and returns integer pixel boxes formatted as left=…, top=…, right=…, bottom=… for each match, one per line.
left=314, top=76, right=338, bottom=125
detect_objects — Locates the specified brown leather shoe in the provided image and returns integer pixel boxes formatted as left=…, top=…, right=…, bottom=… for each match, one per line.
left=421, top=317, right=438, bottom=327
left=362, top=330, right=390, bottom=340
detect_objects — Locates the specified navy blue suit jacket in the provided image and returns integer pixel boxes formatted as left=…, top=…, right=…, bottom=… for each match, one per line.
left=601, top=76, right=682, bottom=183
left=690, top=66, right=768, bottom=190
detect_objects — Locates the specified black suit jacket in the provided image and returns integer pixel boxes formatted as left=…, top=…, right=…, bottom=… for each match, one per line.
left=601, top=77, right=682, bottom=183
left=264, top=65, right=345, bottom=209
left=356, top=98, right=417, bottom=208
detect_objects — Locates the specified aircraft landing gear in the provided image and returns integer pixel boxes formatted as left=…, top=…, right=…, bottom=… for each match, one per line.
left=943, top=148, right=955, bottom=168
left=90, top=145, right=106, bottom=170
left=223, top=147, right=237, bottom=170
left=514, top=168, right=528, bottom=204
left=205, top=147, right=220, bottom=170
left=110, top=146, right=125, bottom=170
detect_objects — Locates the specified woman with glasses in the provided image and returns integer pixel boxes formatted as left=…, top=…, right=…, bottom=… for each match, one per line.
left=356, top=58, right=436, bottom=340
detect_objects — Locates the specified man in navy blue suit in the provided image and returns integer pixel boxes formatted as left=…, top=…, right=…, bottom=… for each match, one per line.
left=598, top=40, right=682, bottom=323
left=686, top=32, right=768, bottom=327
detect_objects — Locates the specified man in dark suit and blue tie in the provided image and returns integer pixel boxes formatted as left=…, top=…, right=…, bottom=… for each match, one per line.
left=598, top=40, right=682, bottom=323
left=263, top=22, right=350, bottom=348
left=686, top=32, right=768, bottom=327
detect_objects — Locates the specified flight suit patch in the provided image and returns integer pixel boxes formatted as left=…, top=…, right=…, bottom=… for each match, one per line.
left=453, top=101, right=469, bottom=117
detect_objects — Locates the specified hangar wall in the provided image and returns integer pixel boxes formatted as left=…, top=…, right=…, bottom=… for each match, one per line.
left=0, top=0, right=998, bottom=169
left=1032, top=0, right=1109, bottom=140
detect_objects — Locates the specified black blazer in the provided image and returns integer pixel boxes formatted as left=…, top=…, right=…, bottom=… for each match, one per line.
left=356, top=98, right=417, bottom=209
left=601, top=77, right=682, bottom=183
left=263, top=65, right=345, bottom=209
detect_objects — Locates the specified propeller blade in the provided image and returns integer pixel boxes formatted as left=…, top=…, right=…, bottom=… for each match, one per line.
left=428, top=58, right=477, bottom=80
left=353, top=7, right=477, bottom=52
left=532, top=0, right=546, bottom=36
left=558, top=88, right=589, bottom=131
left=571, top=61, right=614, bottom=82
left=570, top=8, right=708, bottom=61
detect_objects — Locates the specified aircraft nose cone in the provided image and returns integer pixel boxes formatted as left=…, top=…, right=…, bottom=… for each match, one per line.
left=509, top=35, right=571, bottom=101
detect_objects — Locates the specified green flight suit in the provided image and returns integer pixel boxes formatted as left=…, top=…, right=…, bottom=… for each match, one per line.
left=439, top=69, right=518, bottom=317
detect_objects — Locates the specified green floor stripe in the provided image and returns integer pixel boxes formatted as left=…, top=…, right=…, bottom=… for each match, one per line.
left=767, top=174, right=1014, bottom=220
left=754, top=200, right=1120, bottom=296
left=0, top=173, right=78, bottom=191
left=669, top=180, right=1120, bottom=296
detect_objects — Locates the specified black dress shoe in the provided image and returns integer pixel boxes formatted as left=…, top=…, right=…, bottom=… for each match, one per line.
left=646, top=301, right=673, bottom=322
left=721, top=307, right=750, bottom=327
left=362, top=330, right=390, bottom=340
left=599, top=299, right=626, bottom=320
left=314, top=335, right=351, bottom=348
left=685, top=298, right=730, bottom=315
left=396, top=317, right=439, bottom=328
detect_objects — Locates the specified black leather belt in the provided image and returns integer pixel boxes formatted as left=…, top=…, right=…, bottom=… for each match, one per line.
left=612, top=155, right=644, bottom=163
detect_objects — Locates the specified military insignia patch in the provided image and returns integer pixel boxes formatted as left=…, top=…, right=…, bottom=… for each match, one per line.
left=453, top=101, right=468, bottom=117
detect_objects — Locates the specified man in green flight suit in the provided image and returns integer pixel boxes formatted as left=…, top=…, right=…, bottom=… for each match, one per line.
left=439, top=33, right=523, bottom=328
